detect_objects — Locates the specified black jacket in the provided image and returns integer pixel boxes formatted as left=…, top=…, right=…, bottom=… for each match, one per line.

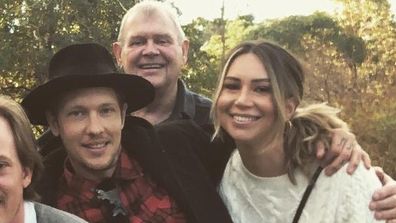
left=166, top=79, right=212, bottom=126
left=36, top=116, right=233, bottom=223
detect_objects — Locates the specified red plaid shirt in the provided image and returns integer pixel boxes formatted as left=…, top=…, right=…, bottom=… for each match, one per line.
left=56, top=150, right=186, bottom=223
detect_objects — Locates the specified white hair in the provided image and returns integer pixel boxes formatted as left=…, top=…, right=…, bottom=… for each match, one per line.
left=117, top=0, right=186, bottom=43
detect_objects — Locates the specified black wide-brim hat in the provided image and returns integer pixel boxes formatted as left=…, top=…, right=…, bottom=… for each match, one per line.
left=22, top=43, right=154, bottom=125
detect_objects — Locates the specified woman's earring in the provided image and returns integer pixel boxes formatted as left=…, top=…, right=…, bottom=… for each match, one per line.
left=287, top=120, right=293, bottom=129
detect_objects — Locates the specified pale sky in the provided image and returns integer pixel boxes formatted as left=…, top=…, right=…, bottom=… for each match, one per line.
left=167, top=0, right=396, bottom=24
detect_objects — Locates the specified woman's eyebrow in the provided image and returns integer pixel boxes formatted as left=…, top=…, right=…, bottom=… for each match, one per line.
left=252, top=78, right=271, bottom=83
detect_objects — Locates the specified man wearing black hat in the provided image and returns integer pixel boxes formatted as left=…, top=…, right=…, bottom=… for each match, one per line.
left=22, top=43, right=232, bottom=223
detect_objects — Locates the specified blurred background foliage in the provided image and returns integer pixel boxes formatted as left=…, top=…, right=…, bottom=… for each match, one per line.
left=1, top=0, right=395, bottom=176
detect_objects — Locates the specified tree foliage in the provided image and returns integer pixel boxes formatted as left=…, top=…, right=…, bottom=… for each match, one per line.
left=1, top=0, right=138, bottom=100
left=334, top=0, right=396, bottom=174
left=181, top=18, right=218, bottom=97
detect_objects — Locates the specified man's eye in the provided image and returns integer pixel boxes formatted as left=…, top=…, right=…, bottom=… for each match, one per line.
left=130, top=39, right=145, bottom=46
left=0, top=162, right=9, bottom=170
left=100, top=107, right=115, bottom=115
left=68, top=110, right=84, bottom=117
left=156, top=38, right=170, bottom=45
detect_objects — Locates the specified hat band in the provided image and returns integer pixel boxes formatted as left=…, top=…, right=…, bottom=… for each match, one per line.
left=50, top=63, right=117, bottom=79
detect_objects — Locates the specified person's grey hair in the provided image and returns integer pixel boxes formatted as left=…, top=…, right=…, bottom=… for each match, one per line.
left=117, top=0, right=186, bottom=43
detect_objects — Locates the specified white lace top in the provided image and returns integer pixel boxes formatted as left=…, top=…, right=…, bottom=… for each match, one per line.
left=219, top=150, right=384, bottom=223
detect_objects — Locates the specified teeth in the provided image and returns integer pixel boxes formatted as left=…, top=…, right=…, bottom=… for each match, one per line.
left=140, top=64, right=163, bottom=69
left=88, top=143, right=106, bottom=149
left=233, top=115, right=258, bottom=123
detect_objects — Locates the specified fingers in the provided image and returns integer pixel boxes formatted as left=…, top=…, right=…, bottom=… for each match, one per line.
left=345, top=142, right=371, bottom=174
left=346, top=143, right=360, bottom=174
left=382, top=173, right=394, bottom=185
left=374, top=208, right=396, bottom=221
left=361, top=148, right=371, bottom=169
left=330, top=128, right=353, bottom=151
left=373, top=175, right=396, bottom=200
left=323, top=151, right=350, bottom=176
left=318, top=130, right=343, bottom=166
left=370, top=181, right=396, bottom=221
left=374, top=166, right=386, bottom=184
left=371, top=193, right=396, bottom=210
left=318, top=128, right=371, bottom=176
left=372, top=203, right=396, bottom=221
left=315, top=141, right=326, bottom=160
left=322, top=130, right=355, bottom=176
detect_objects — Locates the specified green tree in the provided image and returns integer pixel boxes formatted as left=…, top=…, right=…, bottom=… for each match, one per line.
left=334, top=0, right=396, bottom=175
left=182, top=15, right=256, bottom=97
left=0, top=0, right=138, bottom=100
left=182, top=18, right=218, bottom=97
left=202, top=16, right=255, bottom=61
left=248, top=13, right=367, bottom=105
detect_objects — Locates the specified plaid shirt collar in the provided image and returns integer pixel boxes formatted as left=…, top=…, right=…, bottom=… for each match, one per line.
left=62, top=150, right=142, bottom=200
left=58, top=148, right=187, bottom=223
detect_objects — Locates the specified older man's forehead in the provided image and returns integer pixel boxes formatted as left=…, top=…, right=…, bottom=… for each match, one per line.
left=123, top=12, right=180, bottom=40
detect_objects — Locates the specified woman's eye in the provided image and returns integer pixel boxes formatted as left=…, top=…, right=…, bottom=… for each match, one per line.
left=255, top=86, right=272, bottom=93
left=223, top=83, right=240, bottom=90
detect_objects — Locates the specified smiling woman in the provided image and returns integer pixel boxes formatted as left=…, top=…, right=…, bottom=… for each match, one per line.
left=216, top=53, right=276, bottom=149
left=211, top=40, right=384, bottom=223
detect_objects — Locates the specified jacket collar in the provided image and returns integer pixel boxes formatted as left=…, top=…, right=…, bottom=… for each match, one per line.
left=168, top=79, right=195, bottom=121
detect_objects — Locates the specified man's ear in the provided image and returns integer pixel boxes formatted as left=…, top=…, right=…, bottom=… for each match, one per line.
left=285, top=98, right=298, bottom=120
left=45, top=111, right=60, bottom=136
left=22, top=167, right=32, bottom=189
left=181, top=39, right=189, bottom=64
left=112, top=42, right=123, bottom=67
left=121, top=103, right=128, bottom=128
